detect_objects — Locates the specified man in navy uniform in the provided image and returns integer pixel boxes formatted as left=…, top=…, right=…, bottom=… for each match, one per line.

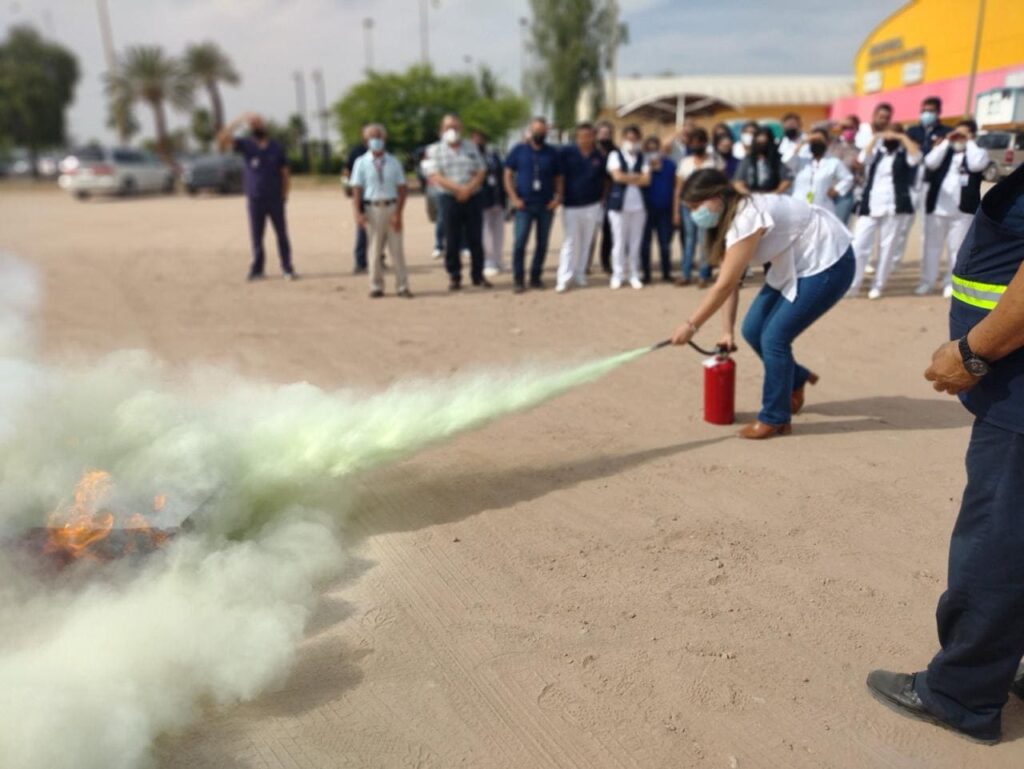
left=906, top=96, right=952, bottom=156
left=218, top=113, right=297, bottom=281
left=868, top=165, right=1024, bottom=744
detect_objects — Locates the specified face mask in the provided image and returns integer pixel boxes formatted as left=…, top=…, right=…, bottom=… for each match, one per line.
left=952, top=141, right=968, bottom=153
left=690, top=202, right=722, bottom=230
left=741, top=133, right=754, bottom=147
left=251, top=127, right=267, bottom=140
left=753, top=142, right=770, bottom=156
left=443, top=128, right=461, bottom=144
left=691, top=144, right=707, bottom=156
left=809, top=140, right=827, bottom=158
left=368, top=137, right=385, bottom=153
left=531, top=132, right=547, bottom=145
left=841, top=129, right=856, bottom=143
left=883, top=139, right=901, bottom=153
left=784, top=127, right=800, bottom=141
left=920, top=110, right=937, bottom=127
left=621, top=140, right=637, bottom=154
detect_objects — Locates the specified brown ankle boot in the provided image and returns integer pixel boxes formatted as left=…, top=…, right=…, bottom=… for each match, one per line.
left=738, top=421, right=793, bottom=440
left=791, top=372, right=820, bottom=415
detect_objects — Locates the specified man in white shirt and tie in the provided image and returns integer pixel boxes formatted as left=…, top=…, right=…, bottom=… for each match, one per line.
left=350, top=123, right=412, bottom=298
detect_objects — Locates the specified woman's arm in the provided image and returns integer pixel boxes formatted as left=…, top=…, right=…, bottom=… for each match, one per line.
left=720, top=285, right=740, bottom=349
left=670, top=231, right=762, bottom=345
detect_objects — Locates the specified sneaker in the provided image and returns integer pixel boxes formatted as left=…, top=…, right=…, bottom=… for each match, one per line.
left=674, top=277, right=692, bottom=287
left=397, top=288, right=414, bottom=298
left=555, top=283, right=569, bottom=294
left=865, top=264, right=876, bottom=275
left=483, top=266, right=500, bottom=278
left=629, top=277, right=644, bottom=290
left=609, top=277, right=623, bottom=290
left=369, top=288, right=384, bottom=298
left=284, top=271, right=298, bottom=281
left=473, top=278, right=494, bottom=289
left=868, top=287, right=883, bottom=300
left=431, top=248, right=443, bottom=260
left=943, top=284, right=954, bottom=299
left=574, top=276, right=588, bottom=288
left=913, top=283, right=932, bottom=296
left=448, top=279, right=462, bottom=292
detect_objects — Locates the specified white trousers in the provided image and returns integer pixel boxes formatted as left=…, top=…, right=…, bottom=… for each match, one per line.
left=482, top=206, right=505, bottom=271
left=608, top=209, right=646, bottom=282
left=558, top=203, right=603, bottom=287
left=851, top=214, right=904, bottom=293
left=366, top=203, right=409, bottom=292
left=922, top=213, right=972, bottom=289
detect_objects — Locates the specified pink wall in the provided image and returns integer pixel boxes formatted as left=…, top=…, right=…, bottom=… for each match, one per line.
left=830, top=64, right=1023, bottom=123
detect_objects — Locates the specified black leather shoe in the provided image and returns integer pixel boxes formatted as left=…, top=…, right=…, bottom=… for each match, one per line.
left=529, top=277, right=545, bottom=289
left=473, top=278, right=494, bottom=289
left=448, top=279, right=462, bottom=292
left=866, top=670, right=1000, bottom=745
left=1011, top=664, right=1024, bottom=700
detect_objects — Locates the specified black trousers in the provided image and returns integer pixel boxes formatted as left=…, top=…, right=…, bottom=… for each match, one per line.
left=247, top=196, right=292, bottom=276
left=442, top=194, right=484, bottom=284
left=914, top=418, right=1024, bottom=739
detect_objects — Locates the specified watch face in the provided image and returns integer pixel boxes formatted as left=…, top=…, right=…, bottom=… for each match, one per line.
left=965, top=358, right=990, bottom=377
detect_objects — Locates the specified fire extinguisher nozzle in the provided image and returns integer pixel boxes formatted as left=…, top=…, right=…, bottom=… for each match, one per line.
left=650, top=339, right=672, bottom=351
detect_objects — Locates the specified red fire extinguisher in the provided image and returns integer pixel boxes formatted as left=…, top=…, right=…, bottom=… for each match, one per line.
left=650, top=339, right=737, bottom=425
left=702, top=346, right=736, bottom=425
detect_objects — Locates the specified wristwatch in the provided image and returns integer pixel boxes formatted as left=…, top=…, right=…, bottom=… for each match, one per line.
left=958, top=336, right=991, bottom=377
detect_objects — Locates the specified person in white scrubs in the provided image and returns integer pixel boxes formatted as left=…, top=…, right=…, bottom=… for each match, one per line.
left=605, top=124, right=651, bottom=290
left=787, top=127, right=854, bottom=215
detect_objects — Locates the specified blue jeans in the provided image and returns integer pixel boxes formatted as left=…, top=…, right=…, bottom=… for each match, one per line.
left=740, top=249, right=854, bottom=424
left=641, top=207, right=673, bottom=281
left=512, top=204, right=554, bottom=284
left=247, top=196, right=293, bottom=276
left=679, top=206, right=711, bottom=281
left=913, top=418, right=1024, bottom=741
left=833, top=191, right=855, bottom=226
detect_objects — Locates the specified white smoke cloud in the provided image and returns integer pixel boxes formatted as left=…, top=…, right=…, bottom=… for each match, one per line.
left=0, top=253, right=644, bottom=769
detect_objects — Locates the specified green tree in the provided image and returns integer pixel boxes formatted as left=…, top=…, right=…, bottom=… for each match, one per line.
left=183, top=41, right=239, bottom=132
left=0, top=26, right=79, bottom=176
left=334, top=64, right=527, bottom=161
left=527, top=0, right=627, bottom=130
left=106, top=87, right=140, bottom=144
left=190, top=107, right=214, bottom=152
left=286, top=113, right=307, bottom=149
left=107, top=46, right=192, bottom=159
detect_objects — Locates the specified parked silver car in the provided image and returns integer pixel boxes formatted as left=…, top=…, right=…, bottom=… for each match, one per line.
left=976, top=130, right=1024, bottom=182
left=58, top=146, right=175, bottom=199
left=181, top=153, right=244, bottom=195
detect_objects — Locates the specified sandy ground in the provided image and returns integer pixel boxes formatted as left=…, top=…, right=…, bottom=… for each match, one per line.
left=2, top=181, right=1022, bottom=769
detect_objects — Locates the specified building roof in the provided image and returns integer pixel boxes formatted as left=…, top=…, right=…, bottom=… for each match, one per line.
left=604, top=75, right=854, bottom=121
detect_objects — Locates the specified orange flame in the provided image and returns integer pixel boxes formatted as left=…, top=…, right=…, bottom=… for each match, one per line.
left=44, top=470, right=116, bottom=560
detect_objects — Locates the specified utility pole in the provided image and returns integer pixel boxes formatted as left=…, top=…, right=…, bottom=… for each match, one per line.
left=95, top=0, right=127, bottom=142
left=519, top=16, right=530, bottom=96
left=363, top=17, right=375, bottom=72
left=310, top=69, right=329, bottom=171
left=419, top=0, right=439, bottom=66
left=964, top=0, right=987, bottom=118
left=608, top=0, right=620, bottom=113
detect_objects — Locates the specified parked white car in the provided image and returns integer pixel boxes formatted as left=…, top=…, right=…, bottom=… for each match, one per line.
left=58, top=146, right=175, bottom=199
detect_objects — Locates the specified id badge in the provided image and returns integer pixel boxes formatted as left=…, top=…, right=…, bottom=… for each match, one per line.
left=533, top=178, right=542, bottom=192
left=251, top=157, right=260, bottom=169
left=806, top=191, right=814, bottom=204
left=488, top=174, right=497, bottom=187
left=959, top=173, right=970, bottom=187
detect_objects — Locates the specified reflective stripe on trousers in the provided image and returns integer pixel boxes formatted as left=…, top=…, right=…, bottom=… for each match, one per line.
left=950, top=274, right=1007, bottom=310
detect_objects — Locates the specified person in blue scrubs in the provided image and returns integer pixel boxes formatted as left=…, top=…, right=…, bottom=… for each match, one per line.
left=218, top=113, right=296, bottom=281
left=868, top=166, right=1024, bottom=745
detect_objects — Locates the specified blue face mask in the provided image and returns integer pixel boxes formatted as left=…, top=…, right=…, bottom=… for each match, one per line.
left=920, top=111, right=937, bottom=127
left=368, top=137, right=385, bottom=153
left=690, top=203, right=722, bottom=229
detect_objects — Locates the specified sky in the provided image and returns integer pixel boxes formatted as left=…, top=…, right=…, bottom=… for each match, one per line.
left=2, top=0, right=905, bottom=145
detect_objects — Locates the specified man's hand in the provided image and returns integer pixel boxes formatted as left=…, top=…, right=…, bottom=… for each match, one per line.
left=356, top=213, right=368, bottom=229
left=454, top=186, right=471, bottom=203
left=547, top=197, right=560, bottom=211
left=672, top=211, right=681, bottom=228
left=827, top=186, right=839, bottom=199
left=510, top=195, right=525, bottom=210
left=389, top=212, right=402, bottom=232
left=925, top=340, right=979, bottom=395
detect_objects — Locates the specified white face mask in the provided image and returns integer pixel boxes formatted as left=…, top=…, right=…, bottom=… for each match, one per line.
left=952, top=141, right=968, bottom=153
left=443, top=128, right=461, bottom=145
left=741, top=133, right=754, bottom=147
left=621, top=140, right=637, bottom=154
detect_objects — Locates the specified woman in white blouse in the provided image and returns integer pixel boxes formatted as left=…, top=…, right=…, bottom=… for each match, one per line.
left=787, top=127, right=854, bottom=215
left=668, top=169, right=855, bottom=439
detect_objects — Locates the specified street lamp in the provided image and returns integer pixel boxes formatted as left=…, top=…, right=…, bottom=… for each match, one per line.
left=518, top=16, right=529, bottom=96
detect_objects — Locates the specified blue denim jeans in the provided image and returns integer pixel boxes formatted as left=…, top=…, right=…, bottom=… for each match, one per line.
left=741, top=248, right=854, bottom=424
left=512, top=204, right=554, bottom=284
left=679, top=206, right=711, bottom=281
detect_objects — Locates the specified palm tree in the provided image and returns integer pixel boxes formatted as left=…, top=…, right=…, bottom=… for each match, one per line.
left=183, top=41, right=239, bottom=132
left=107, top=46, right=192, bottom=158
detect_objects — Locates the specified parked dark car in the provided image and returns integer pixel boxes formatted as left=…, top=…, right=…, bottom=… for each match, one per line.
left=182, top=153, right=244, bottom=195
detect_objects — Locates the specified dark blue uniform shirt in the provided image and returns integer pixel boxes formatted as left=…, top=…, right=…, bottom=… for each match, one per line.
left=505, top=142, right=561, bottom=206
left=644, top=157, right=677, bottom=211
left=234, top=137, right=287, bottom=200
left=560, top=145, right=607, bottom=207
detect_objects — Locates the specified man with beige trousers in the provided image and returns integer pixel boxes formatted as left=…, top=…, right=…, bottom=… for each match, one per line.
left=350, top=123, right=412, bottom=298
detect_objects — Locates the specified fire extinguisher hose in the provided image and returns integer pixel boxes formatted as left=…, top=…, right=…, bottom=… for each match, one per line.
left=649, top=339, right=738, bottom=356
